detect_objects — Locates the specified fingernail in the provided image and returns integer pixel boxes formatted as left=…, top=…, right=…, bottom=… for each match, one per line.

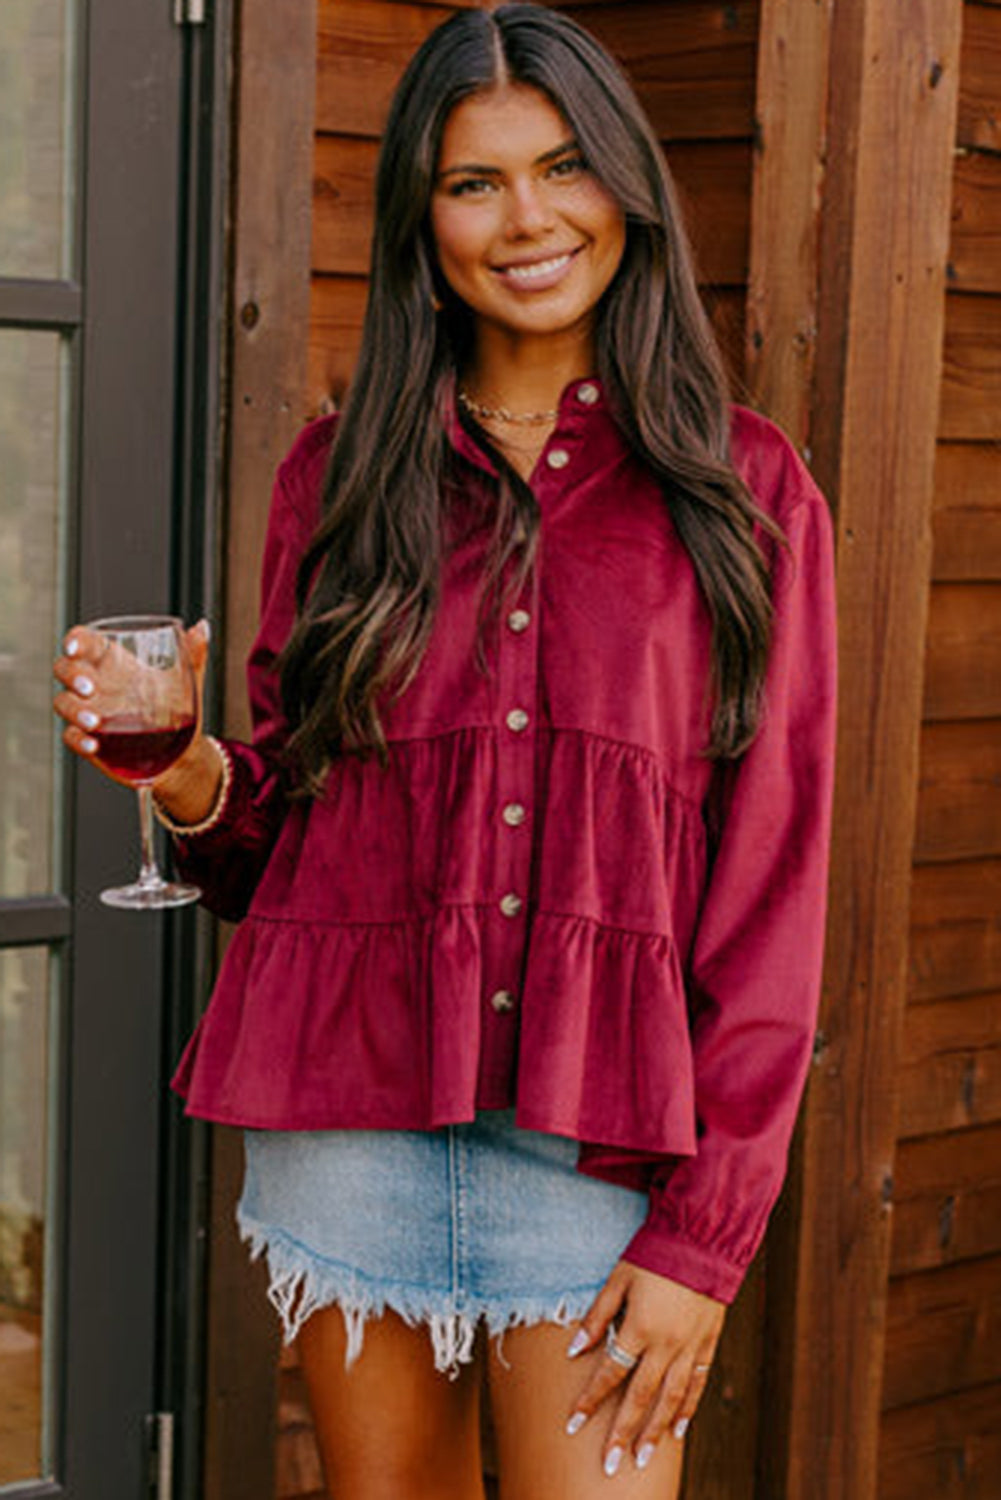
left=73, top=676, right=94, bottom=697
left=65, top=637, right=79, bottom=657
left=197, top=617, right=211, bottom=642
left=78, top=710, right=99, bottom=730
left=604, top=1446, right=623, bottom=1478
left=566, top=1412, right=587, bottom=1437
left=567, top=1329, right=590, bottom=1358
left=80, top=736, right=98, bottom=754
left=673, top=1417, right=689, bottom=1441
left=636, top=1443, right=655, bottom=1470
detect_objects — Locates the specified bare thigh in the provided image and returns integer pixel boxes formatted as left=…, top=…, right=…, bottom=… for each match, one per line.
left=487, top=1322, right=684, bottom=1500
left=297, top=1305, right=487, bottom=1500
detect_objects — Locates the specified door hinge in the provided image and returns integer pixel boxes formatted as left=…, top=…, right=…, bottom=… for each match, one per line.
left=174, top=0, right=207, bottom=23
left=146, top=1412, right=175, bottom=1500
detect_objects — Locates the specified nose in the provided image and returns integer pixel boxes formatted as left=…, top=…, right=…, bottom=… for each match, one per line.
left=504, top=177, right=556, bottom=238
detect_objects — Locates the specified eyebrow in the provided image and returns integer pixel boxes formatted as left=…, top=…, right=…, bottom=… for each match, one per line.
left=437, top=138, right=580, bottom=179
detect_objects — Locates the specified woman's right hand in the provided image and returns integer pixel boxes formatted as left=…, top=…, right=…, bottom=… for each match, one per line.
left=52, top=618, right=223, bottom=825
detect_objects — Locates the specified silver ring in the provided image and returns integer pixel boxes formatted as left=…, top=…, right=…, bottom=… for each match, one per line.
left=605, top=1327, right=640, bottom=1371
left=694, top=1362, right=712, bottom=1374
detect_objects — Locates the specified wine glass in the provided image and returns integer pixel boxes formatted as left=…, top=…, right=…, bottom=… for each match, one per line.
left=87, top=615, right=202, bottom=910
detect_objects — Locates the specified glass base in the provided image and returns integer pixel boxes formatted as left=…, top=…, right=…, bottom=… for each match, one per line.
left=100, top=878, right=201, bottom=910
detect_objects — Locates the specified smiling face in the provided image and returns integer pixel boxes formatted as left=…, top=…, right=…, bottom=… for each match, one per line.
left=429, top=84, right=627, bottom=355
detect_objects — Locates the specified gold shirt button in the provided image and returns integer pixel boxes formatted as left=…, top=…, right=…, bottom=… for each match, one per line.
left=506, top=708, right=529, bottom=732
left=577, top=382, right=600, bottom=405
left=500, top=892, right=523, bottom=918
left=490, top=989, right=516, bottom=1014
left=507, top=609, right=531, bottom=633
left=546, top=448, right=570, bottom=470
left=502, top=802, right=527, bottom=827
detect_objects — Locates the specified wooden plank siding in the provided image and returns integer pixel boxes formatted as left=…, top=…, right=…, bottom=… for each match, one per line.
left=879, top=3, right=1001, bottom=1496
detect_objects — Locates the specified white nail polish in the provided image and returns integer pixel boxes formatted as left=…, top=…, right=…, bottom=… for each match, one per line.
left=65, top=637, right=79, bottom=657
left=73, top=675, right=94, bottom=698
left=567, top=1329, right=589, bottom=1358
left=79, top=710, right=99, bottom=730
left=566, top=1412, right=586, bottom=1437
left=80, top=736, right=98, bottom=754
left=673, top=1417, right=689, bottom=1441
left=636, top=1443, right=655, bottom=1470
left=604, top=1446, right=623, bottom=1477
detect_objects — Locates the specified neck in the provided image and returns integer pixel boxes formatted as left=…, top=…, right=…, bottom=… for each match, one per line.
left=465, top=321, right=596, bottom=413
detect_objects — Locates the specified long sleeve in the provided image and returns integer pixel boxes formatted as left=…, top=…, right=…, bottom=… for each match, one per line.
left=171, top=421, right=332, bottom=921
left=620, top=465, right=838, bottom=1301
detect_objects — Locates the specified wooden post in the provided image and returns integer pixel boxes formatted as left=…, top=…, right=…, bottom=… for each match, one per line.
left=746, top=0, right=831, bottom=450
left=204, top=4, right=316, bottom=1500
left=755, top=2, right=964, bottom=1497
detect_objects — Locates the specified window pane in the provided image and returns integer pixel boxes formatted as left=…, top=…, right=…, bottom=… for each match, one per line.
left=0, top=331, right=67, bottom=899
left=0, top=0, right=74, bottom=279
left=0, top=946, right=56, bottom=1486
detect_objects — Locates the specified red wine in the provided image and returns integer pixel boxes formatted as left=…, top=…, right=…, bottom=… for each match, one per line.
left=96, top=717, right=196, bottom=783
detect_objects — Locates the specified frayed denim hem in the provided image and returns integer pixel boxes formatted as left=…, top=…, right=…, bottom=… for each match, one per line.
left=238, top=1212, right=596, bottom=1380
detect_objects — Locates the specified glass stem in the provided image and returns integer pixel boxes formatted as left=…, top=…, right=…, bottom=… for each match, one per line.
left=136, top=786, right=163, bottom=888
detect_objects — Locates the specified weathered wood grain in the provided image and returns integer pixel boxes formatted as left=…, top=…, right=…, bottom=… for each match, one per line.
left=949, top=149, right=1001, bottom=294
left=923, top=583, right=1001, bottom=721
left=316, top=0, right=454, bottom=138
left=904, top=991, right=1001, bottom=1053
left=891, top=1123, right=1001, bottom=1275
left=745, top=0, right=830, bottom=447
left=882, top=1256, right=1001, bottom=1409
left=558, top=1, right=759, bottom=141
left=940, top=293, right=1001, bottom=441
left=910, top=859, right=1001, bottom=1002
left=958, top=1, right=1001, bottom=153
left=899, top=1036, right=1001, bottom=1137
left=878, top=1382, right=1001, bottom=1500
left=309, top=273, right=367, bottom=411
left=914, top=720, right=1001, bottom=864
left=933, top=442, right=1001, bottom=581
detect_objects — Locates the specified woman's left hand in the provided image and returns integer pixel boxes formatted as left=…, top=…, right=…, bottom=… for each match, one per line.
left=564, top=1260, right=726, bottom=1476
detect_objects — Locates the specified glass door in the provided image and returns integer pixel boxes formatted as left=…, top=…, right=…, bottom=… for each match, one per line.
left=0, top=1, right=211, bottom=1494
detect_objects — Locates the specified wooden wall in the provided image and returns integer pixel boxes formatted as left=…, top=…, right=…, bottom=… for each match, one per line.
left=880, top=4, right=1001, bottom=1494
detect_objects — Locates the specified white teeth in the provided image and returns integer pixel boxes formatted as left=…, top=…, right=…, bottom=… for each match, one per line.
left=503, top=254, right=573, bottom=281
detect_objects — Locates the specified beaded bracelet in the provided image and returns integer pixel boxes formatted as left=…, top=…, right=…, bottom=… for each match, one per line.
left=152, top=735, right=234, bottom=838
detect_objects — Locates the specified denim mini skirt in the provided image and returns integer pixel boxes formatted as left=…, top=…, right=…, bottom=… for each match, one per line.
left=237, top=1106, right=648, bottom=1377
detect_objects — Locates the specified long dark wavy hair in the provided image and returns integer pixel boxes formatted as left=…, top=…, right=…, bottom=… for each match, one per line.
left=280, top=2, right=779, bottom=793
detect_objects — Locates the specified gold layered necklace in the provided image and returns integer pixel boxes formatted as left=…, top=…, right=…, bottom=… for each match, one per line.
left=457, top=388, right=559, bottom=427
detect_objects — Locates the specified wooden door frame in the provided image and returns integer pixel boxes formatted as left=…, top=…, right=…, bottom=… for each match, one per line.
left=203, top=4, right=316, bottom=1499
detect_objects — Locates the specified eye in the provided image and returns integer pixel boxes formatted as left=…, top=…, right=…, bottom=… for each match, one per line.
left=546, top=155, right=588, bottom=181
left=446, top=176, right=498, bottom=198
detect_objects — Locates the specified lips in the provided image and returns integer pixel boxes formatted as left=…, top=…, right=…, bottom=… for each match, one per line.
left=491, top=246, right=584, bottom=291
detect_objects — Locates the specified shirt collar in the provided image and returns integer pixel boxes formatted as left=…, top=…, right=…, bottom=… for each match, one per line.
left=442, top=374, right=610, bottom=478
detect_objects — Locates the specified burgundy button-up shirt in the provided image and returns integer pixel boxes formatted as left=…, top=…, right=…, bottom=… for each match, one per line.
left=172, top=380, right=837, bottom=1303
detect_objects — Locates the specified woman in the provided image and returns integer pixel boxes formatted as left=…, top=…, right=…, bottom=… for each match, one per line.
left=53, top=5, right=836, bottom=1496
